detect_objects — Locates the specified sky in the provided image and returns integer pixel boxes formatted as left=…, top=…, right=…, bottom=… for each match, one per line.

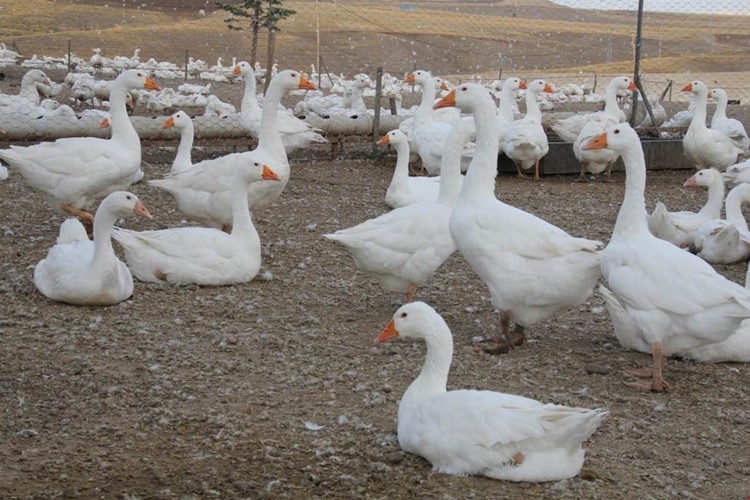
left=551, top=0, right=750, bottom=15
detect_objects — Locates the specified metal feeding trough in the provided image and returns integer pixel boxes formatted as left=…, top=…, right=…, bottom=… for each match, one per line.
left=497, top=138, right=693, bottom=175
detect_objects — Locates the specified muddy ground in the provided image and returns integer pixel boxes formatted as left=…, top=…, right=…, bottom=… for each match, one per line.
left=1, top=127, right=749, bottom=499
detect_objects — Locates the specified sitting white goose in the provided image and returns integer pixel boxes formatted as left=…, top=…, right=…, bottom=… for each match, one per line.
left=113, top=162, right=279, bottom=286
left=582, top=123, right=750, bottom=390
left=571, top=76, right=637, bottom=181
left=682, top=81, right=744, bottom=170
left=379, top=129, right=441, bottom=209
left=161, top=110, right=195, bottom=174
left=692, top=183, right=750, bottom=264
left=0, top=69, right=50, bottom=107
left=376, top=302, right=607, bottom=482
left=324, top=116, right=474, bottom=303
left=503, top=79, right=554, bottom=180
left=437, top=83, right=601, bottom=354
left=647, top=168, right=724, bottom=249
left=148, top=70, right=317, bottom=230
left=722, top=158, right=750, bottom=187
left=233, top=61, right=326, bottom=153
left=33, top=191, right=152, bottom=306
left=0, top=69, right=159, bottom=230
left=709, top=88, right=749, bottom=152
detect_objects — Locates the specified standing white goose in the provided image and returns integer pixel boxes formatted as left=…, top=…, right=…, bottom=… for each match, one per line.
left=34, top=191, right=152, bottom=306
left=0, top=69, right=159, bottom=229
left=682, top=81, right=744, bottom=170
left=379, top=129, right=441, bottom=209
left=162, top=111, right=195, bottom=174
left=503, top=79, right=553, bottom=180
left=582, top=123, right=750, bottom=390
left=571, top=76, right=637, bottom=181
left=324, top=117, right=474, bottom=303
left=646, top=168, right=724, bottom=249
left=436, top=83, right=601, bottom=353
left=113, top=162, right=279, bottom=286
left=148, top=70, right=317, bottom=230
left=375, top=302, right=607, bottom=482
left=692, top=183, right=750, bottom=264
left=709, top=88, right=750, bottom=152
left=495, top=77, right=525, bottom=152
left=233, top=61, right=326, bottom=153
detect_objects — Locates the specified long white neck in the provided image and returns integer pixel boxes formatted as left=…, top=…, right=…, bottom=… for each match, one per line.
left=414, top=78, right=437, bottom=128
left=497, top=84, right=517, bottom=123
left=711, top=92, right=728, bottom=126
left=399, top=319, right=452, bottom=412
left=524, top=87, right=542, bottom=121
left=349, top=83, right=366, bottom=113
left=230, top=175, right=260, bottom=247
left=20, top=79, right=42, bottom=103
left=688, top=88, right=709, bottom=132
left=257, top=78, right=286, bottom=158
left=438, top=121, right=472, bottom=205
left=698, top=176, right=725, bottom=219
left=91, top=204, right=119, bottom=271
left=173, top=123, right=194, bottom=170
left=241, top=71, right=260, bottom=115
left=613, top=141, right=650, bottom=237
left=603, top=82, right=621, bottom=117
left=390, top=140, right=411, bottom=183
left=109, top=83, right=139, bottom=146
left=725, top=187, right=750, bottom=232
left=460, top=97, right=500, bottom=202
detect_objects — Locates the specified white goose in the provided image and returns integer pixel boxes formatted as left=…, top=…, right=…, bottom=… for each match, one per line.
left=0, top=69, right=159, bottom=230
left=721, top=158, right=750, bottom=187
left=113, top=162, right=279, bottom=286
left=682, top=81, right=744, bottom=170
left=148, top=70, right=317, bottom=230
left=233, top=61, right=326, bottom=153
left=503, top=79, right=553, bottom=180
left=647, top=168, right=724, bottom=249
left=379, top=129, right=441, bottom=209
left=0, top=69, right=50, bottom=107
left=583, top=123, right=750, bottom=390
left=495, top=77, right=525, bottom=152
left=437, top=83, right=601, bottom=353
left=324, top=116, right=474, bottom=302
left=692, top=183, right=750, bottom=264
left=571, top=76, right=637, bottom=181
left=375, top=302, right=607, bottom=482
left=162, top=111, right=195, bottom=174
left=709, top=88, right=750, bottom=152
left=34, top=191, right=152, bottom=306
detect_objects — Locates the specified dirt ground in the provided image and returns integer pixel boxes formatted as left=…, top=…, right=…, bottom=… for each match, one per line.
left=1, top=125, right=750, bottom=498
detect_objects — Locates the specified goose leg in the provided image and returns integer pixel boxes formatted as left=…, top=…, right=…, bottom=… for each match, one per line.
left=405, top=284, right=417, bottom=303
left=533, top=159, right=541, bottom=181
left=473, top=311, right=513, bottom=354
left=60, top=202, right=94, bottom=237
left=515, top=161, right=528, bottom=179
left=509, top=324, right=526, bottom=347
left=574, top=162, right=589, bottom=182
left=602, top=161, right=615, bottom=183
left=625, top=342, right=669, bottom=391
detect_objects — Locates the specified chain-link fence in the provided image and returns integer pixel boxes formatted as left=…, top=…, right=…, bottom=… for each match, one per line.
left=1, top=0, right=748, bottom=141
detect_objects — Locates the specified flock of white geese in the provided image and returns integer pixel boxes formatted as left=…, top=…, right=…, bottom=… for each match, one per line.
left=2, top=63, right=750, bottom=483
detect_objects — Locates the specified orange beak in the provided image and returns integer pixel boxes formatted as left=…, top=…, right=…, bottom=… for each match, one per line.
left=683, top=175, right=698, bottom=188
left=232, top=66, right=241, bottom=76
left=133, top=200, right=153, bottom=219
left=377, top=134, right=390, bottom=145
left=374, top=319, right=399, bottom=344
left=543, top=83, right=554, bottom=93
left=144, top=76, right=160, bottom=91
left=298, top=75, right=317, bottom=91
left=519, top=80, right=527, bottom=90
left=262, top=164, right=280, bottom=181
left=162, top=116, right=175, bottom=129
left=403, top=73, right=415, bottom=84
left=434, top=90, right=456, bottom=109
left=99, top=117, right=110, bottom=129
left=440, top=81, right=449, bottom=91
left=581, top=131, right=608, bottom=150
left=628, top=80, right=637, bottom=91
left=681, top=83, right=693, bottom=92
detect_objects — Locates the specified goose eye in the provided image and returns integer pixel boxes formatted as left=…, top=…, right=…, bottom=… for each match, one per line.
left=400, top=312, right=408, bottom=318
left=126, top=195, right=132, bottom=200
left=614, top=129, right=620, bottom=135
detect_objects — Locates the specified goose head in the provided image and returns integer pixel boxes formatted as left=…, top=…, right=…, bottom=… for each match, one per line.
left=377, top=129, right=407, bottom=146
left=116, top=69, right=160, bottom=91
left=22, top=69, right=51, bottom=87
left=683, top=168, right=722, bottom=189
left=433, top=77, right=450, bottom=92
left=708, top=88, right=728, bottom=102
left=433, top=82, right=494, bottom=113
left=403, top=70, right=431, bottom=86
left=235, top=161, right=281, bottom=184
left=100, top=191, right=152, bottom=220
left=269, top=69, right=317, bottom=92
left=681, top=80, right=707, bottom=98
left=609, top=76, right=637, bottom=92
left=581, top=122, right=639, bottom=153
left=232, top=60, right=255, bottom=79
left=162, top=110, right=191, bottom=130
left=374, top=301, right=443, bottom=344
left=526, top=79, right=554, bottom=95
left=502, top=77, right=526, bottom=92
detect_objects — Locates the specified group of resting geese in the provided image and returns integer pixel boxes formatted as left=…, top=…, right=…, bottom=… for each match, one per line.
left=2, top=65, right=750, bottom=483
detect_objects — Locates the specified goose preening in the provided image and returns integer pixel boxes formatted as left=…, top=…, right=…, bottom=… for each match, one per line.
left=379, top=129, right=441, bottom=209
left=33, top=191, right=152, bottom=306
left=682, top=81, right=744, bottom=170
left=709, top=88, right=749, bottom=152
left=692, top=183, right=750, bottom=264
left=583, top=123, right=750, bottom=390
left=324, top=116, right=474, bottom=303
left=436, top=83, right=601, bottom=353
left=113, top=162, right=279, bottom=286
left=503, top=79, right=553, bottom=180
left=161, top=111, right=195, bottom=174
left=0, top=69, right=159, bottom=231
left=148, top=70, right=317, bottom=230
left=375, top=302, right=607, bottom=482
left=646, top=168, right=724, bottom=249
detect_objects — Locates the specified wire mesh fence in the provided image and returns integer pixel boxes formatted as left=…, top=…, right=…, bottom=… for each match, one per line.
left=0, top=0, right=748, bottom=142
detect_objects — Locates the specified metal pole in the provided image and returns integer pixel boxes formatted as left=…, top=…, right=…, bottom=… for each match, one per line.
left=630, top=0, right=645, bottom=127
left=67, top=40, right=72, bottom=72
left=184, top=50, right=189, bottom=80
left=372, top=67, right=383, bottom=152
